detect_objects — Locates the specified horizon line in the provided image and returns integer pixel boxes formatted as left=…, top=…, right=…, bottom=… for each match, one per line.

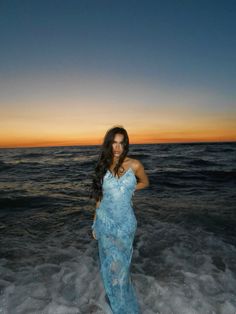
left=0, top=140, right=235, bottom=150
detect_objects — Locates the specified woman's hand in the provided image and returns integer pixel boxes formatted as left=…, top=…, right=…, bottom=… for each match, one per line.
left=133, top=159, right=149, bottom=190
left=92, top=229, right=97, bottom=240
left=92, top=201, right=100, bottom=240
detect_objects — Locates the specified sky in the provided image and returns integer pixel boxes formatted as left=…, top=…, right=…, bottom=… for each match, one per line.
left=0, top=0, right=236, bottom=148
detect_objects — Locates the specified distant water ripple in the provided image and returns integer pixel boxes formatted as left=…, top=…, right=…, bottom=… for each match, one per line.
left=0, top=142, right=235, bottom=313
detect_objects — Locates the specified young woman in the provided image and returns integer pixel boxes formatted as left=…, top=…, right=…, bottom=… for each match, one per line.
left=91, top=126, right=149, bottom=314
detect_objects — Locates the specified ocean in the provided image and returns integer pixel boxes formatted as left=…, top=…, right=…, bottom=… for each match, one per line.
left=0, top=142, right=235, bottom=314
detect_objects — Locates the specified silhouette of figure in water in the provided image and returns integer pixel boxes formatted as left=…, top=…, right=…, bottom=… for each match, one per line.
left=91, top=126, right=149, bottom=314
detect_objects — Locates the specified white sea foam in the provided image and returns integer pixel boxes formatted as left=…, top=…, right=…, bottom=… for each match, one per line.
left=0, top=143, right=236, bottom=313
left=1, top=220, right=236, bottom=313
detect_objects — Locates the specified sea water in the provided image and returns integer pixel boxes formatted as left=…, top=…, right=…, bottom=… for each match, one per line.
left=0, top=142, right=235, bottom=314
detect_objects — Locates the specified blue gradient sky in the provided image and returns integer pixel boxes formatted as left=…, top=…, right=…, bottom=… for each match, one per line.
left=0, top=0, right=235, bottom=147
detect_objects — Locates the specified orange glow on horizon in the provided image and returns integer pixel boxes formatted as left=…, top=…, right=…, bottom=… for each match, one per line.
left=1, top=98, right=236, bottom=148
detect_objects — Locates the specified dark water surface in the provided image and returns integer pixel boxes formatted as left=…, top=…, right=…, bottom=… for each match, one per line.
left=0, top=142, right=236, bottom=314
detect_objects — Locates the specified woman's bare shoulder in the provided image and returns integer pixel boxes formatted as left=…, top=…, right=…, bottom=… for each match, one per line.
left=126, top=157, right=142, bottom=171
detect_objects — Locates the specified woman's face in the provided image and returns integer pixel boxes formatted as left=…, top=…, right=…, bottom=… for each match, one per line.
left=112, top=133, right=124, bottom=159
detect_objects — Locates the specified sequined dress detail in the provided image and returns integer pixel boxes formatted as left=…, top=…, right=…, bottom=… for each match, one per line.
left=92, top=167, right=141, bottom=314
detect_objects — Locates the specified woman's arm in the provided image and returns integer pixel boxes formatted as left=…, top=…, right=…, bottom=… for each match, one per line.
left=94, top=200, right=100, bottom=219
left=92, top=200, right=100, bottom=222
left=92, top=200, right=101, bottom=240
left=133, top=159, right=149, bottom=190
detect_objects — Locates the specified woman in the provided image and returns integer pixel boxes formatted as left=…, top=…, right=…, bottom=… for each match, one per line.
left=91, top=126, right=149, bottom=314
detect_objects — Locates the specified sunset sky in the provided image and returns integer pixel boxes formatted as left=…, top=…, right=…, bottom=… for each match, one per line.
left=0, top=0, right=236, bottom=148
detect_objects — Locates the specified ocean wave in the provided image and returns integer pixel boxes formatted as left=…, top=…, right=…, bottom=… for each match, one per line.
left=188, top=159, right=217, bottom=167
left=0, top=195, right=53, bottom=211
left=0, top=161, right=13, bottom=172
left=198, top=170, right=236, bottom=182
left=16, top=152, right=46, bottom=158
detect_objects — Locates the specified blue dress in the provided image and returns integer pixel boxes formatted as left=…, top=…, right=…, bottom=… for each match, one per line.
left=92, top=167, right=141, bottom=314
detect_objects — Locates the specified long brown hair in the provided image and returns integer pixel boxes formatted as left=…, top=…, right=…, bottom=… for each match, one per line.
left=90, top=126, right=129, bottom=201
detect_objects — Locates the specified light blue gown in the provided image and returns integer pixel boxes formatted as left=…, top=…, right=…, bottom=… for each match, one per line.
left=92, top=167, right=141, bottom=314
